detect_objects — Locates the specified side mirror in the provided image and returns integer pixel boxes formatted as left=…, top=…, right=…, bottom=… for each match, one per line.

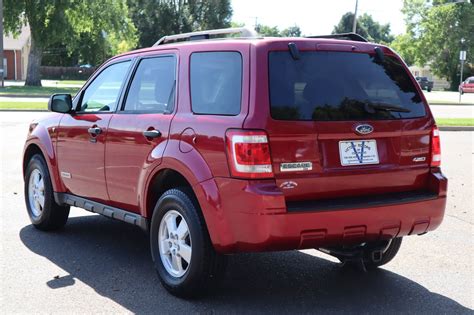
left=48, top=94, right=73, bottom=113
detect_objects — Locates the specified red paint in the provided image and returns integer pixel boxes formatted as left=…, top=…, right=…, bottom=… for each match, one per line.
left=105, top=112, right=173, bottom=212
left=24, top=37, right=447, bottom=253
left=459, top=76, right=474, bottom=93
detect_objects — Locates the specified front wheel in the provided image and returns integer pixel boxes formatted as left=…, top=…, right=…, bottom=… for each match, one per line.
left=150, top=188, right=226, bottom=298
left=24, top=154, right=70, bottom=230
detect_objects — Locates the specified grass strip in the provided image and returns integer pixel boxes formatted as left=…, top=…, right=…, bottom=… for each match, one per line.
left=0, top=86, right=79, bottom=96
left=436, top=118, right=474, bottom=126
left=0, top=101, right=48, bottom=110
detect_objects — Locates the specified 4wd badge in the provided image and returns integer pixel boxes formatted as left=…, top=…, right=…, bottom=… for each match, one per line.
left=280, top=162, right=312, bottom=172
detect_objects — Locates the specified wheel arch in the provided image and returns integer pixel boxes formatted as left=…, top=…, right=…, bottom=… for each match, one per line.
left=142, top=154, right=222, bottom=248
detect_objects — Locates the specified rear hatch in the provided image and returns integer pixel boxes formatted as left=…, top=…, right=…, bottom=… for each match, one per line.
left=259, top=45, right=433, bottom=203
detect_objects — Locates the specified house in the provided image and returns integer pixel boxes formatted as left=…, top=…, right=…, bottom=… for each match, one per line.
left=3, top=25, right=31, bottom=80
left=408, top=64, right=450, bottom=91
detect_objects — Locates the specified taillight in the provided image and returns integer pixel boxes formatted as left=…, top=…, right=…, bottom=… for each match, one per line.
left=225, top=130, right=274, bottom=179
left=430, top=125, right=441, bottom=167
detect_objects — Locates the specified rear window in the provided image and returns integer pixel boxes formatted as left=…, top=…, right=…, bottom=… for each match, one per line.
left=190, top=52, right=242, bottom=115
left=269, top=51, right=426, bottom=121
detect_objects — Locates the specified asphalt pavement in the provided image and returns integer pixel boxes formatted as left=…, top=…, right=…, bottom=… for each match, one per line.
left=1, top=112, right=473, bottom=314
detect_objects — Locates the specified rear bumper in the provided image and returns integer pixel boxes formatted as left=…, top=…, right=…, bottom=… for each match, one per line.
left=194, top=170, right=447, bottom=254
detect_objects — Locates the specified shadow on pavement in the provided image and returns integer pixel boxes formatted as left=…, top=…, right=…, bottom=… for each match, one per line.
left=20, top=215, right=470, bottom=314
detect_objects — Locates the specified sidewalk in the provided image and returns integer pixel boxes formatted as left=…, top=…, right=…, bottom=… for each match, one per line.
left=3, top=79, right=84, bottom=88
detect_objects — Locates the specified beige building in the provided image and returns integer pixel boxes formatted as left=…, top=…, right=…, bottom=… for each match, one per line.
left=3, top=25, right=31, bottom=80
left=408, top=64, right=450, bottom=90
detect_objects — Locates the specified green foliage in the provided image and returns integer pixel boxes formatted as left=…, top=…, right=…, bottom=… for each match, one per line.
left=332, top=12, right=394, bottom=44
left=66, top=0, right=137, bottom=65
left=391, top=33, right=417, bottom=65
left=0, top=85, right=79, bottom=96
left=256, top=24, right=302, bottom=37
left=256, top=24, right=281, bottom=37
left=395, top=0, right=474, bottom=90
left=281, top=26, right=302, bottom=37
left=4, top=0, right=137, bottom=84
left=4, top=0, right=72, bottom=48
left=128, top=0, right=233, bottom=48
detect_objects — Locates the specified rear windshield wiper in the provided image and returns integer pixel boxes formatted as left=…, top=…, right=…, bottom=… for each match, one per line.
left=365, top=101, right=411, bottom=113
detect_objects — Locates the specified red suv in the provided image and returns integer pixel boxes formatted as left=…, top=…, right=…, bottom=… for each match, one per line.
left=23, top=29, right=447, bottom=297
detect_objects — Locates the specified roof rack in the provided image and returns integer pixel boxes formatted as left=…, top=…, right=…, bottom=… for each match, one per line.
left=306, top=33, right=368, bottom=43
left=153, top=27, right=259, bottom=46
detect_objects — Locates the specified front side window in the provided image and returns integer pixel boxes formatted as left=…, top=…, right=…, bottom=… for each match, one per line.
left=190, top=52, right=242, bottom=115
left=269, top=51, right=426, bottom=121
left=124, top=56, right=176, bottom=113
left=79, top=61, right=131, bottom=112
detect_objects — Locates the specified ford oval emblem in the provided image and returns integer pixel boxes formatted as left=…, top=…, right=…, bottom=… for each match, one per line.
left=354, top=124, right=374, bottom=135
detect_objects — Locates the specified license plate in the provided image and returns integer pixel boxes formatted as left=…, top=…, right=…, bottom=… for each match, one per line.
left=339, top=140, right=379, bottom=166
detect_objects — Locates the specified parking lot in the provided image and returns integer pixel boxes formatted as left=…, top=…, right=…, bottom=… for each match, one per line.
left=1, top=112, right=472, bottom=314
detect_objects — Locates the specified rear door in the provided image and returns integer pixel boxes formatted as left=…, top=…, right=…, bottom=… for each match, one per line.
left=105, top=53, right=177, bottom=212
left=260, top=46, right=432, bottom=202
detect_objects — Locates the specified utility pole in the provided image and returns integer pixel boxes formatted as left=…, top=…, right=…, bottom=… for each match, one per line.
left=0, top=0, right=4, bottom=88
left=352, top=0, right=359, bottom=33
left=459, top=38, right=466, bottom=103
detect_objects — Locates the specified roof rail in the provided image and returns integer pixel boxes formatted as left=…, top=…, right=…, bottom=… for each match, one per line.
left=306, top=33, right=368, bottom=43
left=153, top=27, right=259, bottom=46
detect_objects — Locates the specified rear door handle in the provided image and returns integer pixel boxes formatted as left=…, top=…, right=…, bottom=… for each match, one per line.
left=143, top=129, right=161, bottom=139
left=88, top=127, right=102, bottom=136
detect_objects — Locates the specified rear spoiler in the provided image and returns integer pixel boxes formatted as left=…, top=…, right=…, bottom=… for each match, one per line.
left=306, top=33, right=368, bottom=43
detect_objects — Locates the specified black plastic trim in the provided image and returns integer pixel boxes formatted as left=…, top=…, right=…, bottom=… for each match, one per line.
left=54, top=192, right=148, bottom=231
left=286, top=190, right=438, bottom=213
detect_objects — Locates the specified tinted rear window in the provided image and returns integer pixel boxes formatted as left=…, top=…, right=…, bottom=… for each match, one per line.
left=269, top=51, right=425, bottom=121
left=190, top=52, right=242, bottom=115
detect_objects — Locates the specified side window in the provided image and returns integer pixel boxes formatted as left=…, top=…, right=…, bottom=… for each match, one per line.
left=190, top=52, right=242, bottom=115
left=124, top=56, right=176, bottom=113
left=78, top=61, right=131, bottom=112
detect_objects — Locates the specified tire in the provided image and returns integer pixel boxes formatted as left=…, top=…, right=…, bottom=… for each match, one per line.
left=150, top=188, right=226, bottom=298
left=427, top=87, right=432, bottom=92
left=24, top=154, right=70, bottom=230
left=460, top=89, right=464, bottom=95
left=365, top=237, right=403, bottom=269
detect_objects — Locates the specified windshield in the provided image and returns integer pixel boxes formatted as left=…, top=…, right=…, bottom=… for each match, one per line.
left=269, top=51, right=426, bottom=121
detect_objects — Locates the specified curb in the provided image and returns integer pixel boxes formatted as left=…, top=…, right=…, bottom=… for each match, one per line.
left=439, top=126, right=474, bottom=131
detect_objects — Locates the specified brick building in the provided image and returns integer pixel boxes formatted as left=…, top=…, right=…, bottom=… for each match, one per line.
left=3, top=25, right=31, bottom=80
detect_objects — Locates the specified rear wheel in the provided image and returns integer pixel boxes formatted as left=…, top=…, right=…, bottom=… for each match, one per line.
left=150, top=188, right=226, bottom=298
left=24, top=154, right=70, bottom=230
left=460, top=88, right=464, bottom=95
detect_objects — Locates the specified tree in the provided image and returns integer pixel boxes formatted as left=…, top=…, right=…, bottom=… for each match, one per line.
left=281, top=26, right=302, bottom=37
left=4, top=0, right=136, bottom=86
left=128, top=0, right=233, bottom=48
left=255, top=24, right=281, bottom=37
left=391, top=33, right=417, bottom=66
left=394, top=0, right=474, bottom=90
left=332, top=12, right=394, bottom=44
left=255, top=24, right=302, bottom=37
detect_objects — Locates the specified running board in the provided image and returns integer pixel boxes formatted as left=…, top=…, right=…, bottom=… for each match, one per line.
left=54, top=192, right=148, bottom=231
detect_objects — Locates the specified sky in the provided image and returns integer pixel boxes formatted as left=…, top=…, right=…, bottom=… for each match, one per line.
left=231, top=0, right=406, bottom=36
